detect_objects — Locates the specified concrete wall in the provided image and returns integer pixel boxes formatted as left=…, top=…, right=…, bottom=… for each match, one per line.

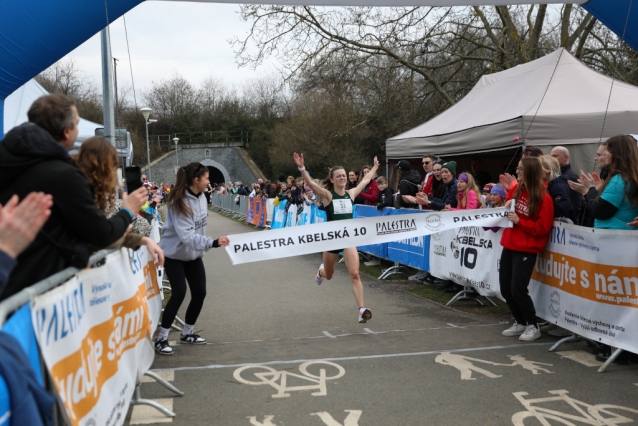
left=146, top=144, right=259, bottom=186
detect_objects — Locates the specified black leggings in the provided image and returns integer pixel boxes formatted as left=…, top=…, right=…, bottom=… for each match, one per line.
left=161, top=257, right=207, bottom=329
left=499, top=248, right=538, bottom=326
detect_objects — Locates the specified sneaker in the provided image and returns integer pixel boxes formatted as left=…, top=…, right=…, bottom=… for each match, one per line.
left=358, top=307, right=372, bottom=324
left=180, top=333, right=207, bottom=344
left=547, top=326, right=573, bottom=337
left=315, top=264, right=324, bottom=285
left=155, top=338, right=173, bottom=356
left=364, top=259, right=380, bottom=266
left=502, top=322, right=527, bottom=337
left=519, top=325, right=541, bottom=341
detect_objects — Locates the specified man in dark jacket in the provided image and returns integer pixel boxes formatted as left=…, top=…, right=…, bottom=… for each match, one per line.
left=0, top=94, right=147, bottom=301
left=551, top=146, right=584, bottom=222
left=394, top=160, right=422, bottom=209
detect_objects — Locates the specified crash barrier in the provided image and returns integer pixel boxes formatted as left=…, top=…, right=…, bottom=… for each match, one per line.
left=0, top=221, right=182, bottom=426
left=211, top=193, right=249, bottom=221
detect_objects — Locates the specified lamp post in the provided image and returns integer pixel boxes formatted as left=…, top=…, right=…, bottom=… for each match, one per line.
left=173, top=137, right=180, bottom=170
left=140, top=107, right=152, bottom=181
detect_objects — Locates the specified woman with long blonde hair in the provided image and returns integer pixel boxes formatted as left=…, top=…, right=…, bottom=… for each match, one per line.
left=448, top=172, right=481, bottom=210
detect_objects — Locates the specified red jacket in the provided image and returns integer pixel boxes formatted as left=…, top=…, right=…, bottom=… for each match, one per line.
left=358, top=179, right=380, bottom=206
left=500, top=186, right=554, bottom=254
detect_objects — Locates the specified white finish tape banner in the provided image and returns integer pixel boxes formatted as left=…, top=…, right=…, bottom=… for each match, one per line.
left=226, top=207, right=511, bottom=265
left=31, top=248, right=155, bottom=426
left=530, top=222, right=638, bottom=353
left=429, top=226, right=505, bottom=300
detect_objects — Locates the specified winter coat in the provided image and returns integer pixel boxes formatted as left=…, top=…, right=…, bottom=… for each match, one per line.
left=451, top=189, right=479, bottom=210
left=358, top=179, right=380, bottom=206
left=548, top=177, right=576, bottom=222
left=501, top=186, right=554, bottom=254
left=0, top=123, right=132, bottom=301
left=396, top=169, right=422, bottom=208
left=429, top=178, right=458, bottom=211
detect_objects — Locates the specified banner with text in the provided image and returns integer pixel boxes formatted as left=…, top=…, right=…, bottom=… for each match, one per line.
left=429, top=226, right=505, bottom=300
left=31, top=248, right=155, bottom=426
left=530, top=222, right=638, bottom=353
left=226, top=207, right=511, bottom=265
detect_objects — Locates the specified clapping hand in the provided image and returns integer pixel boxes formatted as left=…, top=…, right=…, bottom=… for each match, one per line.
left=499, top=173, right=516, bottom=191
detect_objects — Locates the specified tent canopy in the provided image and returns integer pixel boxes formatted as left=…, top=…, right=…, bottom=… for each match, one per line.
left=0, top=0, right=633, bottom=139
left=386, top=48, right=638, bottom=164
left=4, top=79, right=102, bottom=143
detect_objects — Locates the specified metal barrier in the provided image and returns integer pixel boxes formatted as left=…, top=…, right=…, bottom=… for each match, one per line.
left=0, top=246, right=184, bottom=423
left=211, top=193, right=248, bottom=220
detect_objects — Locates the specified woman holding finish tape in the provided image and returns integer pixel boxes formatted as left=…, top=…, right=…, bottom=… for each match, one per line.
left=155, top=162, right=230, bottom=356
left=293, top=152, right=380, bottom=324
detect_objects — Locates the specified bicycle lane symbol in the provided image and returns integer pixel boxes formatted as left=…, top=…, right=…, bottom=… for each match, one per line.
left=233, top=361, right=346, bottom=398
left=511, top=389, right=638, bottom=425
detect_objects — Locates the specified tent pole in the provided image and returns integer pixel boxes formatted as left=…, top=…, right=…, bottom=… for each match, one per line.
left=385, top=158, right=389, bottom=181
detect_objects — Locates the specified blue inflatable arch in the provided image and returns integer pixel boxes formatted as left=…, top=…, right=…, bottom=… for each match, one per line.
left=0, top=0, right=634, bottom=138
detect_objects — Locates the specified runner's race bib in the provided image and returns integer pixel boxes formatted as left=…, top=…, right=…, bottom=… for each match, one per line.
left=332, top=199, right=353, bottom=215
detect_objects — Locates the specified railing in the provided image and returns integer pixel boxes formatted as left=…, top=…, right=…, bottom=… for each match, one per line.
left=151, top=130, right=249, bottom=151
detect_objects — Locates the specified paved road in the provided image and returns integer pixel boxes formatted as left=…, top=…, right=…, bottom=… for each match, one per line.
left=126, top=211, right=638, bottom=426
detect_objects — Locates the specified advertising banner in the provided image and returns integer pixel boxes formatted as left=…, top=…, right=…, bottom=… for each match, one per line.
left=226, top=207, right=511, bottom=265
left=429, top=226, right=505, bottom=300
left=129, top=246, right=162, bottom=332
left=354, top=205, right=389, bottom=259
left=270, top=200, right=287, bottom=229
left=250, top=198, right=265, bottom=226
left=386, top=208, right=430, bottom=271
left=531, top=222, right=638, bottom=353
left=31, top=249, right=155, bottom=426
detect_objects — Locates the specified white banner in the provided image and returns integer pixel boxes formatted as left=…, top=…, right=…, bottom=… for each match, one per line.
left=31, top=248, right=155, bottom=426
left=226, top=207, right=511, bottom=265
left=429, top=226, right=505, bottom=300
left=530, top=222, right=638, bottom=354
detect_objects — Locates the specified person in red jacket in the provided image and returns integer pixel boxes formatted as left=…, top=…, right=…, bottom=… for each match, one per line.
left=500, top=156, right=554, bottom=342
left=356, top=164, right=380, bottom=206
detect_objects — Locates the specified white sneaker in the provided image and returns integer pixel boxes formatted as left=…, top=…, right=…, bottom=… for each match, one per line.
left=502, top=322, right=527, bottom=337
left=364, top=259, right=380, bottom=266
left=358, top=307, right=372, bottom=323
left=315, top=264, right=324, bottom=285
left=519, top=325, right=541, bottom=341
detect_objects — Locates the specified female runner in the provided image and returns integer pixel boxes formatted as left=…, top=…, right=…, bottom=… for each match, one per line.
left=293, top=152, right=380, bottom=323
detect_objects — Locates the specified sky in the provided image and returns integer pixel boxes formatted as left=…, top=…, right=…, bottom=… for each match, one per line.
left=61, top=1, right=277, bottom=99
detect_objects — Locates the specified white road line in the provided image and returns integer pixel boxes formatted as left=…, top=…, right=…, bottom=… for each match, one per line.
left=556, top=350, right=603, bottom=367
left=129, top=398, right=174, bottom=424
left=363, top=328, right=377, bottom=334
left=322, top=331, right=337, bottom=338
left=153, top=342, right=553, bottom=372
left=140, top=370, right=175, bottom=383
left=197, top=323, right=502, bottom=346
left=446, top=323, right=461, bottom=328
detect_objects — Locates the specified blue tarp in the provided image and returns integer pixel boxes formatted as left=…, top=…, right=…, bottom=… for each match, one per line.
left=582, top=0, right=637, bottom=52
left=354, top=205, right=389, bottom=259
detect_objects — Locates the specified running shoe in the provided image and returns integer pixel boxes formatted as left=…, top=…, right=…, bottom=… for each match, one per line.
left=154, top=338, right=173, bottom=356
left=519, top=325, right=541, bottom=341
left=315, top=264, right=324, bottom=285
left=502, top=322, right=527, bottom=337
left=180, top=333, right=207, bottom=344
left=358, top=307, right=372, bottom=324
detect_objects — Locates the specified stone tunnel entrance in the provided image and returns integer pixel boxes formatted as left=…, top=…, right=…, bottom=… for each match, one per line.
left=207, top=166, right=226, bottom=185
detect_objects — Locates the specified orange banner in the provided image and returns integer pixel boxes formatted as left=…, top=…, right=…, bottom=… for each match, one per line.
left=532, top=251, right=638, bottom=308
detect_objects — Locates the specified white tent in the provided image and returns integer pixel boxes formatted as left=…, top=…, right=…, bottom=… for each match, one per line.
left=386, top=48, right=638, bottom=173
left=3, top=78, right=102, bottom=144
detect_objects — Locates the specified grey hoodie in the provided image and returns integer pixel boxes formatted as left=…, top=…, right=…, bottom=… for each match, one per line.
left=160, top=189, right=219, bottom=261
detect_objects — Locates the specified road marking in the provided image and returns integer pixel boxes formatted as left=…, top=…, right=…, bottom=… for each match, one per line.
left=556, top=350, right=603, bottom=367
left=154, top=342, right=553, bottom=372
left=446, top=323, right=461, bottom=328
left=248, top=415, right=276, bottom=426
left=140, top=370, right=174, bottom=383
left=435, top=352, right=503, bottom=380
left=508, top=355, right=554, bottom=375
left=323, top=331, right=337, bottom=338
left=311, top=410, right=362, bottom=426
left=129, top=399, right=174, bottom=424
left=363, top=328, right=377, bottom=334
